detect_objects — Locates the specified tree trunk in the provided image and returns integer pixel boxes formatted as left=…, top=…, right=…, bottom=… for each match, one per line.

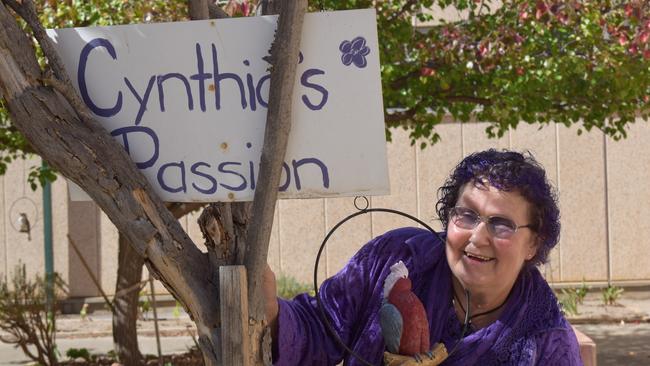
left=0, top=2, right=222, bottom=364
left=0, top=0, right=305, bottom=364
left=113, top=234, right=145, bottom=366
left=112, top=202, right=203, bottom=366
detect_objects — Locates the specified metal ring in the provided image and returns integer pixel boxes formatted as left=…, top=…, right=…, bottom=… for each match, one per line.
left=353, top=196, right=370, bottom=211
left=313, top=206, right=448, bottom=366
left=8, top=196, right=39, bottom=232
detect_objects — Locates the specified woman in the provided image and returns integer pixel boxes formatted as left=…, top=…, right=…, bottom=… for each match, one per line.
left=264, top=149, right=582, bottom=365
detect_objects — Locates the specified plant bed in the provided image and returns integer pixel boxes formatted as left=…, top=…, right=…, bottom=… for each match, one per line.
left=58, top=347, right=204, bottom=366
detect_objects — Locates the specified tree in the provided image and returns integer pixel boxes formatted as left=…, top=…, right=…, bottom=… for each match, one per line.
left=4, top=2, right=200, bottom=364
left=2, top=1, right=650, bottom=365
left=0, top=0, right=305, bottom=364
left=321, top=0, right=650, bottom=145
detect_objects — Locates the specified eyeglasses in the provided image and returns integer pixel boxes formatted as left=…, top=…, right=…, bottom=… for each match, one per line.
left=449, top=206, right=534, bottom=239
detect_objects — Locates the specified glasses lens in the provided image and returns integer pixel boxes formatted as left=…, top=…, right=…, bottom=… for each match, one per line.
left=487, top=217, right=517, bottom=238
left=451, top=207, right=479, bottom=229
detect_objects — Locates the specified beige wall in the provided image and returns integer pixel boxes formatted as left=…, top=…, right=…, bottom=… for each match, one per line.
left=2, top=122, right=650, bottom=298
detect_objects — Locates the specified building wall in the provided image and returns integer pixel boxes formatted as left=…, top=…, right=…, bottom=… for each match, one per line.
left=2, top=122, right=650, bottom=298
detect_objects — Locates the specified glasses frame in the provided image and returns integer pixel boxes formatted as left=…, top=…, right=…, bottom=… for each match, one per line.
left=449, top=206, right=533, bottom=239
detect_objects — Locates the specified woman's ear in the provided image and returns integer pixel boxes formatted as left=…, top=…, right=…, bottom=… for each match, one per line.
left=527, top=237, right=540, bottom=260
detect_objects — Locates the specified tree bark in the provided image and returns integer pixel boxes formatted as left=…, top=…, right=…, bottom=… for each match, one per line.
left=0, top=0, right=306, bottom=364
left=112, top=202, right=203, bottom=366
left=244, top=1, right=307, bottom=364
left=113, top=234, right=145, bottom=366
left=188, top=0, right=209, bottom=21
left=0, top=1, right=221, bottom=364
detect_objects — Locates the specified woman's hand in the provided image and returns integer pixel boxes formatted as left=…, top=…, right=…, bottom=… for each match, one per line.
left=263, top=263, right=279, bottom=340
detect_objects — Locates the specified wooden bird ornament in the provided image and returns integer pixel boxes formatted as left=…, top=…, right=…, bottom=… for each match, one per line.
left=380, top=261, right=448, bottom=366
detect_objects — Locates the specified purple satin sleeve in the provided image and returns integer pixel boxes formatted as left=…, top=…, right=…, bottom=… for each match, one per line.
left=533, top=321, right=583, bottom=365
left=274, top=296, right=345, bottom=366
left=272, top=227, right=433, bottom=366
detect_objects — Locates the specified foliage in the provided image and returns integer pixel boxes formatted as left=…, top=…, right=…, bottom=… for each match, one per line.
left=558, top=288, right=579, bottom=316
left=173, top=300, right=183, bottom=318
left=314, top=1, right=650, bottom=146
left=0, top=263, right=67, bottom=366
left=575, top=279, right=589, bottom=304
left=602, top=284, right=624, bottom=306
left=276, top=274, right=314, bottom=299
left=66, top=347, right=91, bottom=361
left=3, top=0, right=650, bottom=175
left=138, top=290, right=152, bottom=319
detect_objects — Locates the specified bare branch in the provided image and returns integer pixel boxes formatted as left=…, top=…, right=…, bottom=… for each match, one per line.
left=245, top=0, right=308, bottom=320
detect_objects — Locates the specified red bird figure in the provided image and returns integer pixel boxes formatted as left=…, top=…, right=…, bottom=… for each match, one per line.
left=380, top=261, right=431, bottom=358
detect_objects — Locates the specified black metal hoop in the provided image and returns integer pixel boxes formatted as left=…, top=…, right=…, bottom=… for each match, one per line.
left=8, top=196, right=39, bottom=232
left=312, top=197, right=470, bottom=365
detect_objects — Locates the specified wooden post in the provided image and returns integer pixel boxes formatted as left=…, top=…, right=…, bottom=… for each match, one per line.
left=220, top=266, right=251, bottom=366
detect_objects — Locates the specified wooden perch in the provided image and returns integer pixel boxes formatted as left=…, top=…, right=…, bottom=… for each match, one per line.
left=383, top=343, right=448, bottom=366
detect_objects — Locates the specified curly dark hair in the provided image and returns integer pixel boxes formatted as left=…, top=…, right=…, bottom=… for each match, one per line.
left=436, top=149, right=560, bottom=267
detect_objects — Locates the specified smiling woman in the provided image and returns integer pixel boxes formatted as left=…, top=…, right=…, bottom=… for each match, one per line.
left=263, top=149, right=582, bottom=366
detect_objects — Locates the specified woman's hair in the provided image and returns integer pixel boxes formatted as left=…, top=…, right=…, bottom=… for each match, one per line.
left=436, top=149, right=560, bottom=267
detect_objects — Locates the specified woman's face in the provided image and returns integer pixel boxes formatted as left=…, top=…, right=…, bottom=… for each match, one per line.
left=446, top=180, right=538, bottom=294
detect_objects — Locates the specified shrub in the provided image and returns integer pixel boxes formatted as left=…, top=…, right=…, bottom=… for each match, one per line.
left=602, top=285, right=624, bottom=306
left=66, top=347, right=91, bottom=361
left=0, top=263, right=66, bottom=366
left=276, top=275, right=314, bottom=299
left=575, top=280, right=589, bottom=304
left=559, top=289, right=579, bottom=316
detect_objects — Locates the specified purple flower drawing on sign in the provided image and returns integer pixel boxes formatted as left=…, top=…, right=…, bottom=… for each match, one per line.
left=339, top=36, right=370, bottom=68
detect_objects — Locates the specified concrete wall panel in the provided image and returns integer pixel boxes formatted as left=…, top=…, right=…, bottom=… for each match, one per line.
left=416, top=123, right=463, bottom=232
left=510, top=124, right=562, bottom=282
left=324, top=197, right=372, bottom=278
left=278, top=199, right=325, bottom=284
left=4, top=160, right=44, bottom=280
left=372, top=128, right=418, bottom=236
left=67, top=201, right=100, bottom=297
left=557, top=126, right=608, bottom=282
left=100, top=210, right=119, bottom=294
left=461, top=122, right=510, bottom=156
left=606, top=122, right=650, bottom=281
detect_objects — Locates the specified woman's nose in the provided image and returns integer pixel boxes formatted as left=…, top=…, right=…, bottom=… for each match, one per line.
left=469, top=221, right=491, bottom=245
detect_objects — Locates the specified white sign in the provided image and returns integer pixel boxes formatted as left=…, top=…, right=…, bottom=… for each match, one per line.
left=47, top=9, right=389, bottom=202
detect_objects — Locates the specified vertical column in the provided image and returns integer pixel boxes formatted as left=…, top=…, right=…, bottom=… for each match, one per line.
left=42, top=161, right=54, bottom=306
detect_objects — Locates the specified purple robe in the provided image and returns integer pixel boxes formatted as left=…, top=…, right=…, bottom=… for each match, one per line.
left=275, top=227, right=582, bottom=365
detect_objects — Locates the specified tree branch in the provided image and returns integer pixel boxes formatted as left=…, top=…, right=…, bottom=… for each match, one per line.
left=208, top=3, right=229, bottom=19
left=244, top=0, right=307, bottom=320
left=0, top=3, right=222, bottom=365
left=189, top=0, right=209, bottom=21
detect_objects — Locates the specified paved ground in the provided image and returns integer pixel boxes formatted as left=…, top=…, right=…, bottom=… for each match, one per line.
left=575, top=323, right=650, bottom=366
left=1, top=291, right=649, bottom=365
left=1, top=336, right=196, bottom=365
